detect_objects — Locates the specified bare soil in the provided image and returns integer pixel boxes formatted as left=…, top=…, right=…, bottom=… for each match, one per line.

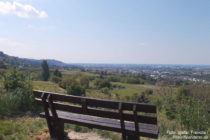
left=68, top=131, right=111, bottom=140
left=32, top=130, right=111, bottom=140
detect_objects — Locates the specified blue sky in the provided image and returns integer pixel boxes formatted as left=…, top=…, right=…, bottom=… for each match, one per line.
left=0, top=0, right=210, bottom=65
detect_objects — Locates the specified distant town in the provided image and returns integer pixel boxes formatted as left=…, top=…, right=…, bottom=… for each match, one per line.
left=77, top=63, right=210, bottom=84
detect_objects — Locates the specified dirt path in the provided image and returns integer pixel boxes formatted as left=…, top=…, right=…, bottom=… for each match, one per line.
left=33, top=130, right=111, bottom=140
left=68, top=131, right=111, bottom=140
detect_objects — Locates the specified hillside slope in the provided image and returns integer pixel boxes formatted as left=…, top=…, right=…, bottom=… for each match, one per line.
left=0, top=51, right=76, bottom=68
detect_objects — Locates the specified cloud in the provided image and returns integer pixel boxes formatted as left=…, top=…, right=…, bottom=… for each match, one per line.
left=0, top=1, right=48, bottom=18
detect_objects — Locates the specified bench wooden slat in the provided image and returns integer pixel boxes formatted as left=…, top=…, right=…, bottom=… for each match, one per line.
left=52, top=111, right=156, bottom=130
left=40, top=111, right=159, bottom=139
left=35, top=98, right=157, bottom=124
left=33, top=90, right=157, bottom=113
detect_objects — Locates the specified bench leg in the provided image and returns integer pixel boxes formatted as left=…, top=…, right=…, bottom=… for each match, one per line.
left=46, top=118, right=64, bottom=140
left=126, top=134, right=139, bottom=140
left=122, top=133, right=126, bottom=140
left=56, top=122, right=64, bottom=140
left=46, top=118, right=57, bottom=138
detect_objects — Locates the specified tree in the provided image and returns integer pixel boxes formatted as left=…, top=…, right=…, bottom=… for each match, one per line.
left=1, top=68, right=34, bottom=115
left=59, top=77, right=76, bottom=89
left=53, top=69, right=62, bottom=77
left=67, top=85, right=85, bottom=96
left=94, top=79, right=111, bottom=89
left=80, top=76, right=89, bottom=89
left=51, top=69, right=62, bottom=83
left=137, top=92, right=149, bottom=103
left=3, top=67, right=26, bottom=91
left=41, top=60, right=50, bottom=81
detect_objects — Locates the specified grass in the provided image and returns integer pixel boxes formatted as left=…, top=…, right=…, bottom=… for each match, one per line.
left=61, top=69, right=98, bottom=77
left=85, top=81, right=157, bottom=101
left=0, top=117, right=47, bottom=140
left=86, top=89, right=111, bottom=100
left=32, top=81, right=66, bottom=93
left=111, top=82, right=148, bottom=98
left=137, top=84, right=160, bottom=90
left=0, top=81, right=3, bottom=88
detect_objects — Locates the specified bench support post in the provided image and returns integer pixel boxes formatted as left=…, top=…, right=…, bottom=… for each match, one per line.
left=126, top=135, right=139, bottom=140
left=55, top=121, right=65, bottom=140
left=47, top=94, right=65, bottom=140
left=47, top=119, right=64, bottom=140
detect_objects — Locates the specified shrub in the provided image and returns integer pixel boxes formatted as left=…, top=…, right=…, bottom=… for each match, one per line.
left=94, top=79, right=111, bottom=89
left=67, top=85, right=85, bottom=96
left=53, top=69, right=62, bottom=78
left=101, top=87, right=111, bottom=96
left=178, top=87, right=191, bottom=97
left=59, top=77, right=77, bottom=89
left=131, top=93, right=139, bottom=102
left=79, top=76, right=89, bottom=89
left=165, top=98, right=177, bottom=120
left=145, top=89, right=153, bottom=95
left=0, top=68, right=35, bottom=116
left=51, top=69, right=62, bottom=83
left=51, top=75, right=61, bottom=83
left=177, top=97, right=209, bottom=131
left=137, top=92, right=149, bottom=103
left=124, top=77, right=140, bottom=84
left=3, top=68, right=28, bottom=91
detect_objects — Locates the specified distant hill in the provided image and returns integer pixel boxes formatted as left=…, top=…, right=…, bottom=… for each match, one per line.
left=0, top=51, right=76, bottom=68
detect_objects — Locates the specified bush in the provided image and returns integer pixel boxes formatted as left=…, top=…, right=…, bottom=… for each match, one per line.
left=51, top=69, right=62, bottom=83
left=177, top=97, right=209, bottom=131
left=101, top=87, right=111, bottom=96
left=59, top=77, right=77, bottom=89
left=0, top=68, right=35, bottom=116
left=178, top=87, right=191, bottom=97
left=53, top=69, right=62, bottom=77
left=94, top=79, right=111, bottom=89
left=51, top=75, right=61, bottom=83
left=67, top=85, right=85, bottom=96
left=145, top=89, right=153, bottom=95
left=79, top=76, right=89, bottom=89
left=165, top=98, right=177, bottom=120
left=123, top=77, right=140, bottom=84
left=131, top=93, right=139, bottom=102
left=0, top=90, right=34, bottom=116
left=137, top=92, right=149, bottom=103
left=107, top=75, right=120, bottom=82
left=3, top=68, right=29, bottom=91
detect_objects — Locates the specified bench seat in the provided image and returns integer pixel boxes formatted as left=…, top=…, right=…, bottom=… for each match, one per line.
left=40, top=111, right=159, bottom=139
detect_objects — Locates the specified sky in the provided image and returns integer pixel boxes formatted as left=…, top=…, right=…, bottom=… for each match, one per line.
left=0, top=0, right=210, bottom=65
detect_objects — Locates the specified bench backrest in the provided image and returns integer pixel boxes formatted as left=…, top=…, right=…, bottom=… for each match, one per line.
left=33, top=90, right=157, bottom=125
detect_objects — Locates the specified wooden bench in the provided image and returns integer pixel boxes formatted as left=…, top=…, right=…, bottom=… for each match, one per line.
left=33, top=90, right=159, bottom=140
